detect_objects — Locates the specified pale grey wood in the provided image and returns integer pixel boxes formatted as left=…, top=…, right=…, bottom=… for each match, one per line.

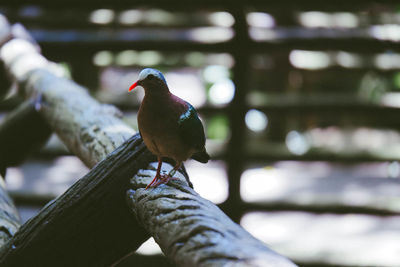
left=23, top=69, right=135, bottom=167
left=0, top=14, right=296, bottom=267
left=0, top=178, right=20, bottom=247
left=0, top=14, right=22, bottom=249
left=0, top=134, right=152, bottom=267
left=128, top=164, right=298, bottom=267
left=0, top=30, right=135, bottom=167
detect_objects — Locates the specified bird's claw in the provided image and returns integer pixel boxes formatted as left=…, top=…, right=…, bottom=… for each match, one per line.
left=145, top=174, right=179, bottom=189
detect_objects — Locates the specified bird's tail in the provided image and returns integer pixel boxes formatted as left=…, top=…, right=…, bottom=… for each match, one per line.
left=191, top=150, right=210, bottom=163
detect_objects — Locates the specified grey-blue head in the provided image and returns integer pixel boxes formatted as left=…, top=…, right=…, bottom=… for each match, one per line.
left=138, top=68, right=167, bottom=84
left=129, top=68, right=168, bottom=92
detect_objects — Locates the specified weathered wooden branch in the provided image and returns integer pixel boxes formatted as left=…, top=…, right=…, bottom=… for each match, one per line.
left=0, top=134, right=155, bottom=267
left=128, top=170, right=297, bottom=267
left=0, top=15, right=133, bottom=168
left=0, top=132, right=296, bottom=267
left=0, top=177, right=20, bottom=247
left=0, top=13, right=297, bottom=267
left=0, top=14, right=41, bottom=249
left=23, top=68, right=135, bottom=167
left=0, top=14, right=156, bottom=266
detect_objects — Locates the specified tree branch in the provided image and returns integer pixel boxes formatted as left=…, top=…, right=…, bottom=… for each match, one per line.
left=0, top=178, right=20, bottom=247
left=128, top=170, right=297, bottom=267
left=0, top=15, right=134, bottom=168
left=0, top=134, right=154, bottom=267
left=0, top=13, right=297, bottom=267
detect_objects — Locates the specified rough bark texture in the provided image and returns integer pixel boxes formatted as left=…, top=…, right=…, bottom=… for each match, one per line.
left=0, top=134, right=153, bottom=267
left=23, top=69, right=135, bottom=167
left=0, top=178, right=20, bottom=247
left=128, top=169, right=298, bottom=267
left=0, top=14, right=296, bottom=267
left=0, top=14, right=25, bottom=250
left=0, top=20, right=134, bottom=168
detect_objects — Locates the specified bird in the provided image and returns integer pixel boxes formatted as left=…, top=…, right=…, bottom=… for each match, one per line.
left=129, top=68, right=210, bottom=189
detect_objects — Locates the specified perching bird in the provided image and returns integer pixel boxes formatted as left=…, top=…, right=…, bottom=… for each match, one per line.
left=129, top=68, right=210, bottom=189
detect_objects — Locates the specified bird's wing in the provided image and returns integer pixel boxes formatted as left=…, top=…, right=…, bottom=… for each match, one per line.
left=178, top=103, right=206, bottom=150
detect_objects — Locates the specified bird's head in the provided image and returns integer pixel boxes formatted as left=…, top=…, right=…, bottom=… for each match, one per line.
left=129, top=68, right=168, bottom=92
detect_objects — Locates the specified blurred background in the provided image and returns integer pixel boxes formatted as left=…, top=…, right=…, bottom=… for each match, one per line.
left=1, top=1, right=400, bottom=266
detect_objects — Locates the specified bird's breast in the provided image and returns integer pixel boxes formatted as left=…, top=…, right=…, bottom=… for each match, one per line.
left=138, top=95, right=192, bottom=161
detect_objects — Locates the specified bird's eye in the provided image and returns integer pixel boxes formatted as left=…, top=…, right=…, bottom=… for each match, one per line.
left=147, top=74, right=154, bottom=80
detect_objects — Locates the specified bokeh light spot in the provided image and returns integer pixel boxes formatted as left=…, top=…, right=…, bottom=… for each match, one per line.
left=93, top=51, right=113, bottom=66
left=89, top=9, right=115, bottom=24
left=208, top=12, right=235, bottom=27
left=290, top=50, right=332, bottom=70
left=118, top=9, right=142, bottom=25
left=208, top=115, right=230, bottom=140
left=115, top=50, right=138, bottom=66
left=245, top=109, right=268, bottom=132
left=208, top=78, right=235, bottom=105
left=286, top=131, right=310, bottom=155
left=203, top=65, right=230, bottom=83
left=247, top=12, right=275, bottom=28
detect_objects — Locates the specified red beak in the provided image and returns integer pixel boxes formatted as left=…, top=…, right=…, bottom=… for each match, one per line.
left=129, top=81, right=138, bottom=91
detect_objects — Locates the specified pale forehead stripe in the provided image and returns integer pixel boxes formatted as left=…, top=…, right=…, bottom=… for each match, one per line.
left=138, top=68, right=167, bottom=84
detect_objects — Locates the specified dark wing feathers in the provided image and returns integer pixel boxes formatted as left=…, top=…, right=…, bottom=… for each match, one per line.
left=178, top=103, right=206, bottom=150
left=191, top=150, right=210, bottom=163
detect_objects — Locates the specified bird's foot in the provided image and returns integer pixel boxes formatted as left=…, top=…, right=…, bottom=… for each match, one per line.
left=145, top=174, right=179, bottom=189
left=154, top=174, right=180, bottom=187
